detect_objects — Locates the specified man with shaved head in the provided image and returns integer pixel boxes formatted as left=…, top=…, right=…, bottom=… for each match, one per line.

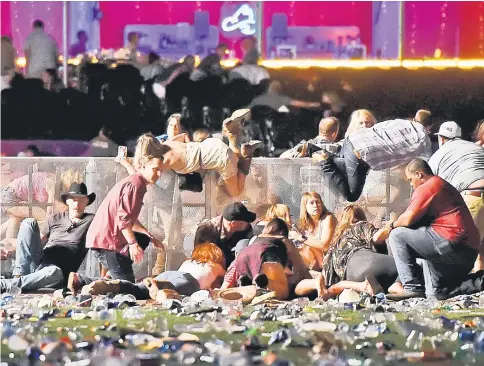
left=280, top=117, right=340, bottom=158
left=386, top=158, right=480, bottom=300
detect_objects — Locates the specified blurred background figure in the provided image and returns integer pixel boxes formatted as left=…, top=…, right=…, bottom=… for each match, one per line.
left=23, top=19, right=58, bottom=79
left=69, top=30, right=88, bottom=57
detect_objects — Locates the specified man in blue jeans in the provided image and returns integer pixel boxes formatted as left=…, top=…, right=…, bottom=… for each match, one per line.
left=0, top=183, right=95, bottom=293
left=320, top=110, right=433, bottom=202
left=386, top=159, right=480, bottom=300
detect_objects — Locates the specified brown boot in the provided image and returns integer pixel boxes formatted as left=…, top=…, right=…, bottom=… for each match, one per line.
left=237, top=157, right=253, bottom=176
left=223, top=108, right=251, bottom=135
left=152, top=252, right=166, bottom=277
left=241, top=140, right=263, bottom=158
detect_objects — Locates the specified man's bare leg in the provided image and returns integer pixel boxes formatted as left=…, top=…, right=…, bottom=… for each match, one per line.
left=222, top=141, right=263, bottom=197
left=223, top=109, right=251, bottom=158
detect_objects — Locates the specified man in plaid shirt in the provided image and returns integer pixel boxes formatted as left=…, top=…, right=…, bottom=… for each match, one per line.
left=321, top=110, right=433, bottom=202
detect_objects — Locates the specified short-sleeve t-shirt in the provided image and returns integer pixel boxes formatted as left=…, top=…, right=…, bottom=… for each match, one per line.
left=428, top=139, right=484, bottom=192
left=41, top=212, right=94, bottom=278
left=407, top=175, right=479, bottom=250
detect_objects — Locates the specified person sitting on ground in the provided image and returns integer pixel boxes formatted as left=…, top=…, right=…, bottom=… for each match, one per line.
left=290, top=192, right=337, bottom=272
left=255, top=218, right=311, bottom=295
left=220, top=224, right=291, bottom=299
left=194, top=202, right=255, bottom=266
left=320, top=109, right=433, bottom=202
left=249, top=80, right=322, bottom=112
left=85, top=126, right=119, bottom=157
left=386, top=158, right=480, bottom=301
left=0, top=183, right=95, bottom=293
left=280, top=117, right=340, bottom=159
left=321, top=205, right=396, bottom=291
left=79, top=243, right=226, bottom=301
left=68, top=134, right=167, bottom=292
left=429, top=121, right=484, bottom=272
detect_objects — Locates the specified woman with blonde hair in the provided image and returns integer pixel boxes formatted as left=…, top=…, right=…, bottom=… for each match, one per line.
left=345, top=109, right=376, bottom=137
left=252, top=204, right=292, bottom=236
left=291, top=192, right=336, bottom=271
left=165, top=113, right=190, bottom=142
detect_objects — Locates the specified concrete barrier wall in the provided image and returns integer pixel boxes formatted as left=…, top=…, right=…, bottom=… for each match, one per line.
left=1, top=157, right=412, bottom=278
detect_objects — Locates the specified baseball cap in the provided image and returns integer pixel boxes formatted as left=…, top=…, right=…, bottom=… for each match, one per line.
left=223, top=202, right=256, bottom=223
left=435, top=121, right=462, bottom=139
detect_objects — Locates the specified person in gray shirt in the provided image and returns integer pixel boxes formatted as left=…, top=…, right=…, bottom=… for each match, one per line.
left=23, top=20, right=58, bottom=79
left=428, top=121, right=484, bottom=272
left=86, top=126, right=119, bottom=157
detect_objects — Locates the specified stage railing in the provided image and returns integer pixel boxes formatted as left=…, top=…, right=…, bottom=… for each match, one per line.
left=0, top=157, right=411, bottom=278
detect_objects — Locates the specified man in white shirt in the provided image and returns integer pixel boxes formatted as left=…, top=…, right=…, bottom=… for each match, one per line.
left=23, top=20, right=58, bottom=79
left=428, top=121, right=484, bottom=271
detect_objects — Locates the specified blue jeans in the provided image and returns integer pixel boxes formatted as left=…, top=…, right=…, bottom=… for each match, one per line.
left=389, top=226, right=477, bottom=297
left=75, top=233, right=152, bottom=286
left=1, top=219, right=63, bottom=293
left=118, top=271, right=201, bottom=299
left=321, top=139, right=370, bottom=202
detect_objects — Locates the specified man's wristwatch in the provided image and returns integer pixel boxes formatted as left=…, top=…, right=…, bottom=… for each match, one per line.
left=390, top=222, right=395, bottom=229
left=128, top=240, right=139, bottom=246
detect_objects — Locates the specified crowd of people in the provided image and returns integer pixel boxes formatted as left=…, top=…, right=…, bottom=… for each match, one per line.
left=2, top=102, right=484, bottom=305
left=3, top=19, right=484, bottom=305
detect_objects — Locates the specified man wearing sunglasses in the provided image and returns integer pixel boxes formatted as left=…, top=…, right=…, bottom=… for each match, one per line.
left=0, top=183, right=95, bottom=293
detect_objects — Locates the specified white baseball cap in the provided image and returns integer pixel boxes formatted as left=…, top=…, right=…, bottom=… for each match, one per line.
left=435, top=121, right=462, bottom=139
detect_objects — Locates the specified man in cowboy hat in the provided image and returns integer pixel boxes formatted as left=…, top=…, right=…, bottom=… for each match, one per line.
left=0, top=182, right=96, bottom=293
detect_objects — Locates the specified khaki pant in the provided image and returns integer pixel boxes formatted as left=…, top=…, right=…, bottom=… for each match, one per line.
left=462, top=194, right=484, bottom=243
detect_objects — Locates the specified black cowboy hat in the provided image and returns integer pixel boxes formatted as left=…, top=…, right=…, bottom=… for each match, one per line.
left=60, top=182, right=96, bottom=206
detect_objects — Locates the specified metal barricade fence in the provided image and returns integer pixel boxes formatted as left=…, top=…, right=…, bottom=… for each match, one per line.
left=0, top=157, right=411, bottom=278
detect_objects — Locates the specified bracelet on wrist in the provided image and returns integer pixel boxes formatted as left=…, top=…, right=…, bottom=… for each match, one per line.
left=128, top=240, right=138, bottom=246
left=390, top=222, right=395, bottom=229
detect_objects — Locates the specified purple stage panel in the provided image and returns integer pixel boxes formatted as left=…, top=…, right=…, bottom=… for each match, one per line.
left=1, top=140, right=90, bottom=157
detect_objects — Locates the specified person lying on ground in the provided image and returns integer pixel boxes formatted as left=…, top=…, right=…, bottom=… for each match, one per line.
left=77, top=243, right=226, bottom=302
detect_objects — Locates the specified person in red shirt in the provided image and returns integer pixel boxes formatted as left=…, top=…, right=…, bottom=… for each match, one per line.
left=386, top=158, right=480, bottom=300
left=68, top=133, right=167, bottom=292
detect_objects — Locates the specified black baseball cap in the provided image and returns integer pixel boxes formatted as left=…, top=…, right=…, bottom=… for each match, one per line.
left=223, top=202, right=256, bottom=223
